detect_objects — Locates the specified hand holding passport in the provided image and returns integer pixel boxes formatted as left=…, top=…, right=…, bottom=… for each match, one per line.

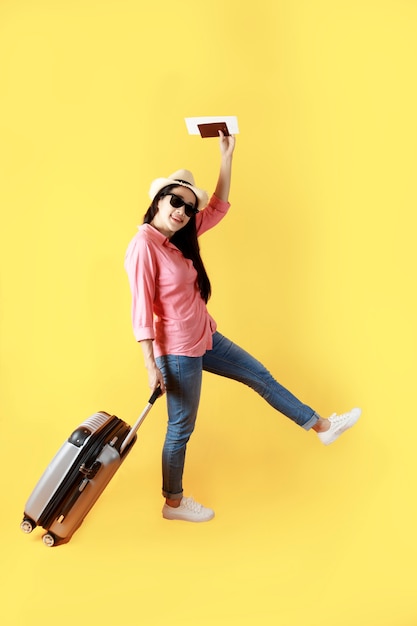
left=185, top=116, right=239, bottom=138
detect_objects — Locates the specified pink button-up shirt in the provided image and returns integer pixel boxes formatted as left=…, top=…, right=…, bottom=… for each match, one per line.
left=124, top=194, right=230, bottom=358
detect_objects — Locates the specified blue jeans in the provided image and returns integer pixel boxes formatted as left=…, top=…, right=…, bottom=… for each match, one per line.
left=156, top=332, right=319, bottom=499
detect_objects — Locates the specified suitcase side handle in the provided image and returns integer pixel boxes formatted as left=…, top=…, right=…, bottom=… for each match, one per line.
left=119, top=386, right=162, bottom=455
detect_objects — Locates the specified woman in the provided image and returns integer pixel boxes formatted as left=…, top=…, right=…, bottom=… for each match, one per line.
left=125, top=133, right=361, bottom=522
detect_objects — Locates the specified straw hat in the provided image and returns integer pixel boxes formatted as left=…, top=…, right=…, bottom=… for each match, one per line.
left=148, top=169, right=209, bottom=210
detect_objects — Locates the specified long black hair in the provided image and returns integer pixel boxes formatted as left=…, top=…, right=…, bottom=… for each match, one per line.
left=143, top=185, right=211, bottom=303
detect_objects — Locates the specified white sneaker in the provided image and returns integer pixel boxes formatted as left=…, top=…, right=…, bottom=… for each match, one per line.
left=162, top=496, right=215, bottom=523
left=317, top=408, right=361, bottom=445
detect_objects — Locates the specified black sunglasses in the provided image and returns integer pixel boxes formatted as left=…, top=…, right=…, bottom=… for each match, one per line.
left=168, top=193, right=198, bottom=218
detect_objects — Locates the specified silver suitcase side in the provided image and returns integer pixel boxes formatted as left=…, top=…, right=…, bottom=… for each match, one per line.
left=22, top=412, right=114, bottom=531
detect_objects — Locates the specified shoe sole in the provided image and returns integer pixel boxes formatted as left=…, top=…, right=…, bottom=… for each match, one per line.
left=162, top=508, right=215, bottom=522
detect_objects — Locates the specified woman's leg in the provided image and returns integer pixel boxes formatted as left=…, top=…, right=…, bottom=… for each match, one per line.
left=155, top=354, right=203, bottom=500
left=203, top=332, right=319, bottom=430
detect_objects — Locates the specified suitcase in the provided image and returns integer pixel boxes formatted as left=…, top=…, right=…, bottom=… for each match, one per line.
left=20, top=387, right=162, bottom=547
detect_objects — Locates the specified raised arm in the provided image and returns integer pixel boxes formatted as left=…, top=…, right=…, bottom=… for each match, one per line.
left=214, top=131, right=236, bottom=202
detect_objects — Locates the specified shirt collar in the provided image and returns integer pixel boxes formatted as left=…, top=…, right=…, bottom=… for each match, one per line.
left=140, top=223, right=176, bottom=248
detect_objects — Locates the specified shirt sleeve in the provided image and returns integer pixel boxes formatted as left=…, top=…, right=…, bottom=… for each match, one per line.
left=124, top=233, right=157, bottom=342
left=195, top=194, right=230, bottom=237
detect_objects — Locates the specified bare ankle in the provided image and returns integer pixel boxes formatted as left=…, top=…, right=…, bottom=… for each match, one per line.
left=312, top=418, right=330, bottom=433
left=166, top=497, right=182, bottom=508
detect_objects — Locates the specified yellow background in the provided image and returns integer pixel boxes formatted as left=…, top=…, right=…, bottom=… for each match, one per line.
left=1, top=1, right=416, bottom=624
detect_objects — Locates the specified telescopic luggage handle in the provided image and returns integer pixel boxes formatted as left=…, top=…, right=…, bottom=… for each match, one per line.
left=120, top=386, right=162, bottom=454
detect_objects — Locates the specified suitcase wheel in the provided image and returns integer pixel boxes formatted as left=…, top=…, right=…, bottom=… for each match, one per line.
left=42, top=532, right=57, bottom=547
left=20, top=517, right=36, bottom=534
